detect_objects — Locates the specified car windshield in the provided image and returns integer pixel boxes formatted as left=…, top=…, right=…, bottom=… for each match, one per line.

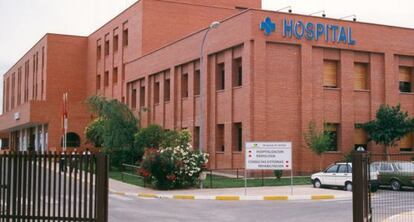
left=394, top=162, right=414, bottom=171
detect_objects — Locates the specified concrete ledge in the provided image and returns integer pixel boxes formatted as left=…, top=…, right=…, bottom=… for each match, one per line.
left=215, top=196, right=240, bottom=201
left=263, top=196, right=289, bottom=201
left=109, top=189, right=347, bottom=201
left=138, top=193, right=158, bottom=198
left=173, top=195, right=195, bottom=200
left=311, top=195, right=335, bottom=200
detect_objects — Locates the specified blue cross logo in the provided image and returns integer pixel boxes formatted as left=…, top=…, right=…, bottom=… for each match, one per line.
left=260, top=17, right=276, bottom=36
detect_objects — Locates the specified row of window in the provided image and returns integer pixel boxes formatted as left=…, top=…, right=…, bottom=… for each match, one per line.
left=323, top=60, right=414, bottom=93
left=96, top=28, right=128, bottom=60
left=96, top=65, right=126, bottom=90
left=323, top=123, right=413, bottom=152
left=215, top=122, right=243, bottom=152
left=4, top=47, right=45, bottom=112
left=127, top=57, right=243, bottom=109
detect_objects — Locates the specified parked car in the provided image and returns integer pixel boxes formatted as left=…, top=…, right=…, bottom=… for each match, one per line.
left=370, top=161, right=414, bottom=191
left=311, top=162, right=379, bottom=192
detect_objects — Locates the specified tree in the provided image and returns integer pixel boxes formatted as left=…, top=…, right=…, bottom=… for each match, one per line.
left=304, top=121, right=333, bottom=170
left=85, top=95, right=139, bottom=167
left=134, top=124, right=192, bottom=160
left=363, top=104, right=414, bottom=157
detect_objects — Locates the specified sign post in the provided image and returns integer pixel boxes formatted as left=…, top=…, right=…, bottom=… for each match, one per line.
left=245, top=142, right=293, bottom=195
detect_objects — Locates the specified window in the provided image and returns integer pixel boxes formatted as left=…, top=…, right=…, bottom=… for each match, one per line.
left=164, top=79, right=171, bottom=101
left=140, top=86, right=145, bottom=107
left=61, top=132, right=81, bottom=147
left=104, top=39, right=110, bottom=56
left=122, top=64, right=126, bottom=81
left=11, top=73, right=15, bottom=109
left=194, top=127, right=200, bottom=150
left=337, top=165, right=348, bottom=173
left=97, top=45, right=102, bottom=60
left=17, top=68, right=22, bottom=105
left=400, top=133, right=413, bottom=152
left=233, top=122, right=242, bottom=152
left=354, top=124, right=368, bottom=150
left=323, top=60, right=338, bottom=88
left=399, top=66, right=412, bottom=93
left=379, top=163, right=393, bottom=172
left=113, top=35, right=119, bottom=52
left=123, top=29, right=129, bottom=47
left=113, top=67, right=118, bottom=84
left=154, top=82, right=160, bottom=104
left=194, top=70, right=200, bottom=96
left=216, top=63, right=225, bottom=90
left=131, top=88, right=137, bottom=109
left=325, top=165, right=338, bottom=173
left=354, top=63, right=368, bottom=90
left=24, top=61, right=29, bottom=102
left=104, top=71, right=109, bottom=87
left=233, top=58, right=242, bottom=87
left=216, top=124, right=225, bottom=152
left=181, top=73, right=188, bottom=98
left=324, top=123, right=339, bottom=151
left=96, top=75, right=101, bottom=90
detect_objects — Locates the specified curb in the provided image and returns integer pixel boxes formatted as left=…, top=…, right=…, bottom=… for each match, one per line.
left=109, top=189, right=347, bottom=201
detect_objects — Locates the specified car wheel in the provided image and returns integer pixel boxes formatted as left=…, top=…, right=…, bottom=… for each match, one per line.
left=391, top=180, right=401, bottom=191
left=345, top=182, right=352, bottom=191
left=313, top=179, right=322, bottom=188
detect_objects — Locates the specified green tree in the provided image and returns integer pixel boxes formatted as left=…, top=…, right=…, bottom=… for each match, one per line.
left=85, top=117, right=105, bottom=147
left=134, top=125, right=192, bottom=160
left=304, top=121, right=333, bottom=170
left=86, top=95, right=139, bottom=167
left=363, top=104, right=414, bottom=157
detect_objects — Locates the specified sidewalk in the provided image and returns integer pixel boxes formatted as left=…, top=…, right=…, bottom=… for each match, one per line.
left=383, top=211, right=414, bottom=222
left=109, top=178, right=352, bottom=201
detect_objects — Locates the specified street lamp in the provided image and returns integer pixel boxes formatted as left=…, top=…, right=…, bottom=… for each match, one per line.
left=199, top=21, right=220, bottom=188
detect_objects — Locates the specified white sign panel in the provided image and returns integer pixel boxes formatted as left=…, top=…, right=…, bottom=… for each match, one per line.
left=14, top=112, right=20, bottom=120
left=245, top=142, right=292, bottom=170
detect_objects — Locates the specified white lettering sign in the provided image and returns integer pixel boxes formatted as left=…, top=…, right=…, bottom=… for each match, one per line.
left=245, top=142, right=292, bottom=170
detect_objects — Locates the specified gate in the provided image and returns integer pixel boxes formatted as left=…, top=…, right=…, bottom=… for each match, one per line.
left=353, top=151, right=414, bottom=222
left=0, top=152, right=108, bottom=222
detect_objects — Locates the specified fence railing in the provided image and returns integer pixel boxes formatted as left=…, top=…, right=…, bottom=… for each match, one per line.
left=0, top=151, right=108, bottom=222
left=120, top=163, right=146, bottom=187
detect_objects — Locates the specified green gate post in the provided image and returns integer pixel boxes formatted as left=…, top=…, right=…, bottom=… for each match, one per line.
left=96, top=153, right=109, bottom=222
left=352, top=151, right=371, bottom=222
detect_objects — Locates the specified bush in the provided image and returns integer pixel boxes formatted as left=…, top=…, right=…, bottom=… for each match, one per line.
left=274, top=170, right=283, bottom=180
left=139, top=131, right=208, bottom=190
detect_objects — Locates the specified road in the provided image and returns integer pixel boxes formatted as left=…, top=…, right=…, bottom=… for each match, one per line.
left=108, top=188, right=414, bottom=222
left=371, top=188, right=414, bottom=221
left=108, top=195, right=352, bottom=222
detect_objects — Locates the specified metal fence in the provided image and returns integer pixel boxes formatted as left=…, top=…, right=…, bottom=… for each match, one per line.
left=353, top=152, right=414, bottom=222
left=0, top=151, right=108, bottom=222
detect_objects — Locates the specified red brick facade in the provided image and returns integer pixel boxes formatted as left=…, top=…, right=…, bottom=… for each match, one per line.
left=2, top=0, right=414, bottom=174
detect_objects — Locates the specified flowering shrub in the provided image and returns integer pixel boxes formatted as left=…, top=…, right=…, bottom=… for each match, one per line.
left=139, top=131, right=209, bottom=190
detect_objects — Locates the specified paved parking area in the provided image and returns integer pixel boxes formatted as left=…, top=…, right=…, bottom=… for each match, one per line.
left=108, top=194, right=352, bottom=222
left=372, top=188, right=414, bottom=221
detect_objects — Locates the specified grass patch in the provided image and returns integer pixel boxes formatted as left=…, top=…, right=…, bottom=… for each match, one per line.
left=109, top=168, right=146, bottom=187
left=109, top=168, right=311, bottom=189
left=202, top=175, right=311, bottom=189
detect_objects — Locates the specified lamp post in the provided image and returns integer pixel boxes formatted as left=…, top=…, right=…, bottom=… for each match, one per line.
left=199, top=21, right=220, bottom=188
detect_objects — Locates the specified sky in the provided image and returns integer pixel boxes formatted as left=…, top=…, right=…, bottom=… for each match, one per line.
left=0, top=0, right=413, bottom=114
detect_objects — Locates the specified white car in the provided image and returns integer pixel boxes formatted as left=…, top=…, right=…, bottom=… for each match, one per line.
left=311, top=162, right=379, bottom=192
